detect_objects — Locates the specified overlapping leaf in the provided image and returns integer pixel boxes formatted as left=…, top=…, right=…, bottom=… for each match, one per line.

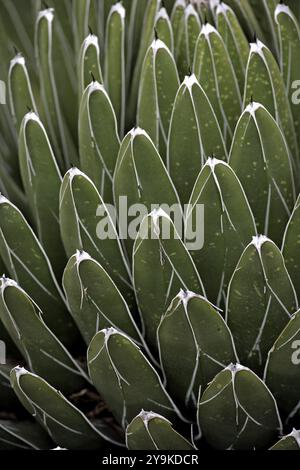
left=216, top=2, right=249, bottom=92
left=113, top=128, right=181, bottom=257
left=59, top=168, right=133, bottom=308
left=63, top=250, right=141, bottom=345
left=126, top=411, right=193, bottom=450
left=185, top=158, right=256, bottom=304
left=133, top=209, right=205, bottom=351
left=18, top=111, right=65, bottom=277
left=88, top=328, right=180, bottom=427
left=10, top=367, right=121, bottom=450
left=78, top=81, right=120, bottom=204
left=198, top=364, right=282, bottom=450
left=158, top=290, right=237, bottom=407
left=105, top=3, right=126, bottom=137
left=0, top=277, right=87, bottom=394
left=137, top=39, right=179, bottom=160
left=264, top=309, right=300, bottom=416
left=193, top=23, right=242, bottom=145
left=244, top=39, right=298, bottom=168
left=229, top=102, right=295, bottom=245
left=227, top=235, right=298, bottom=374
left=168, top=74, right=227, bottom=204
left=0, top=195, right=78, bottom=348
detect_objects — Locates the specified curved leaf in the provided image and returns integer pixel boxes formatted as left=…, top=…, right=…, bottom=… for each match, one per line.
left=216, top=2, right=249, bottom=92
left=264, top=309, right=300, bottom=417
left=186, top=158, right=256, bottom=305
left=105, top=3, right=126, bottom=137
left=88, top=328, right=180, bottom=427
left=63, top=250, right=141, bottom=345
left=59, top=168, right=133, bottom=307
left=133, top=209, right=205, bottom=351
left=35, top=8, right=77, bottom=170
left=243, top=39, right=298, bottom=169
left=78, top=33, right=103, bottom=98
left=127, top=0, right=160, bottom=125
left=158, top=290, right=237, bottom=407
left=113, top=128, right=181, bottom=257
left=193, top=23, right=242, bottom=145
left=137, top=39, right=179, bottom=160
left=227, top=235, right=298, bottom=374
left=0, top=420, right=52, bottom=450
left=126, top=411, right=193, bottom=450
left=155, top=7, right=173, bottom=52
left=171, top=0, right=185, bottom=61
left=18, top=112, right=66, bottom=277
left=275, top=4, right=300, bottom=162
left=177, top=4, right=201, bottom=80
left=282, top=194, right=300, bottom=299
left=0, top=195, right=78, bottom=349
left=198, top=364, right=282, bottom=450
left=10, top=367, right=120, bottom=450
left=168, top=74, right=227, bottom=204
left=229, top=102, right=295, bottom=245
left=0, top=277, right=87, bottom=394
left=8, top=53, right=37, bottom=132
left=78, top=81, right=120, bottom=204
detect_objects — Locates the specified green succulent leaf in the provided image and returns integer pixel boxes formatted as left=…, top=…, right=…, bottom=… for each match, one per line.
left=264, top=309, right=300, bottom=417
left=78, top=81, right=120, bottom=204
left=282, top=194, right=300, bottom=300
left=78, top=34, right=103, bottom=99
left=186, top=158, right=256, bottom=305
left=59, top=168, right=133, bottom=308
left=137, top=39, right=179, bottom=159
left=158, top=290, right=237, bottom=407
left=167, top=74, right=227, bottom=204
left=176, top=4, right=201, bottom=80
left=198, top=364, right=282, bottom=450
left=63, top=250, right=141, bottom=346
left=35, top=8, right=77, bottom=170
left=275, top=4, right=300, bottom=163
left=248, top=0, right=279, bottom=57
left=0, top=195, right=78, bottom=349
left=113, top=128, right=181, bottom=257
left=270, top=429, right=300, bottom=450
left=155, top=7, right=174, bottom=52
left=216, top=2, right=249, bottom=93
left=88, top=328, right=180, bottom=427
left=124, top=0, right=148, bottom=93
left=243, top=39, right=299, bottom=169
left=18, top=111, right=66, bottom=278
left=193, top=23, right=242, bottom=146
left=8, top=53, right=37, bottom=132
left=105, top=3, right=126, bottom=138
left=229, top=102, right=295, bottom=245
left=126, top=411, right=194, bottom=450
left=128, top=0, right=160, bottom=125
left=215, top=0, right=264, bottom=40
left=171, top=0, right=185, bottom=61
left=0, top=420, right=53, bottom=450
left=10, top=367, right=120, bottom=450
left=0, top=277, right=87, bottom=394
left=72, top=0, right=91, bottom=53
left=133, top=209, right=205, bottom=351
left=227, top=235, right=298, bottom=374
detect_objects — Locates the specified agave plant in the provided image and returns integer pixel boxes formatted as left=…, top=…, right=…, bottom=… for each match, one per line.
left=0, top=0, right=300, bottom=451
